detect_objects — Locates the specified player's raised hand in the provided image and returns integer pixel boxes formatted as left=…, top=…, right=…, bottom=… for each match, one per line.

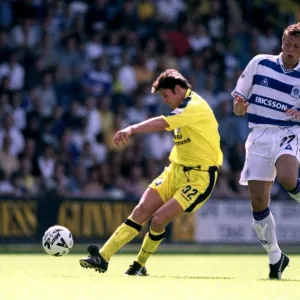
left=114, top=126, right=134, bottom=146
left=233, top=95, right=249, bottom=116
left=286, top=107, right=300, bottom=120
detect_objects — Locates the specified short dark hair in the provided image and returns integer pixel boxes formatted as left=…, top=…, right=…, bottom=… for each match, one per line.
left=283, top=22, right=300, bottom=39
left=151, top=69, right=191, bottom=94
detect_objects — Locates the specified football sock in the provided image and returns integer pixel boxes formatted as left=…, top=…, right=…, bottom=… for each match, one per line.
left=287, top=178, right=300, bottom=203
left=252, top=207, right=281, bottom=264
left=100, top=218, right=142, bottom=261
left=136, top=227, right=165, bottom=267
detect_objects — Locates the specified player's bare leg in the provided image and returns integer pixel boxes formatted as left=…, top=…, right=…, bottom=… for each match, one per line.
left=248, top=180, right=289, bottom=279
left=125, top=198, right=184, bottom=276
left=79, top=188, right=164, bottom=273
left=129, top=188, right=165, bottom=224
left=276, top=154, right=300, bottom=201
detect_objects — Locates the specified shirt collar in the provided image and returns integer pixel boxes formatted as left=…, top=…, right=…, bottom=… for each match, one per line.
left=278, top=52, right=283, bottom=65
left=176, top=88, right=192, bottom=109
left=184, top=88, right=192, bottom=98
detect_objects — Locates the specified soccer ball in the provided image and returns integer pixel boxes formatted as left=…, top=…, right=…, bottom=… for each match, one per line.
left=42, top=225, right=73, bottom=256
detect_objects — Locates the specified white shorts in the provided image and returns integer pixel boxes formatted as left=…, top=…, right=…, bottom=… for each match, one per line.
left=240, top=126, right=300, bottom=185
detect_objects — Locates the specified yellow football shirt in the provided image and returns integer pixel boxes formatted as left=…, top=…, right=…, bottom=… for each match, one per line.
left=162, top=89, right=223, bottom=167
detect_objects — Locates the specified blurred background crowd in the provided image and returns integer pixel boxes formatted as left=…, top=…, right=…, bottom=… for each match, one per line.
left=0, top=0, right=298, bottom=200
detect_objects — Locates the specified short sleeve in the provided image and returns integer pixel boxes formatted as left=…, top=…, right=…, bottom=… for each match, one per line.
left=161, top=105, right=206, bottom=131
left=232, top=55, right=263, bottom=100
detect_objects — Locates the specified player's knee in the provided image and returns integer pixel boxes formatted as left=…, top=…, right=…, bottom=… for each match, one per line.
left=131, top=203, right=149, bottom=224
left=277, top=172, right=297, bottom=191
left=151, top=214, right=166, bottom=231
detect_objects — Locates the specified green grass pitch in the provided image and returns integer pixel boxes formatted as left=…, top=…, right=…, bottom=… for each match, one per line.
left=2, top=254, right=300, bottom=300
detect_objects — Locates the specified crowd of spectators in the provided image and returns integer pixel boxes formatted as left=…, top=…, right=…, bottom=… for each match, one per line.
left=0, top=0, right=298, bottom=200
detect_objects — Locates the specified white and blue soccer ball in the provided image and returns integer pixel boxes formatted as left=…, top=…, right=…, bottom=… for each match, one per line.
left=42, top=225, right=73, bottom=256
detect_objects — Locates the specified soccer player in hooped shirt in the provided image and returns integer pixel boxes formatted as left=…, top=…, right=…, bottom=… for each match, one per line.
left=232, top=22, right=300, bottom=279
left=80, top=69, right=223, bottom=275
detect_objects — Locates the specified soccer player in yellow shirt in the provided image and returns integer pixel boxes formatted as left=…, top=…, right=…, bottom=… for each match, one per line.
left=79, top=69, right=223, bottom=275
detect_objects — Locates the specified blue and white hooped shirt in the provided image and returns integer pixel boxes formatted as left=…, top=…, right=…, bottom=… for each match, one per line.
left=232, top=53, right=300, bottom=128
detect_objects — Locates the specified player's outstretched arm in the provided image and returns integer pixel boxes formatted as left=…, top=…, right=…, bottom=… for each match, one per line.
left=114, top=116, right=169, bottom=146
left=233, top=95, right=249, bottom=116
